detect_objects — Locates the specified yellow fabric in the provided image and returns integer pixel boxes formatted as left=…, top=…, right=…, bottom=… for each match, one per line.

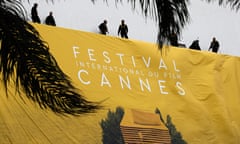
left=0, top=23, right=240, bottom=144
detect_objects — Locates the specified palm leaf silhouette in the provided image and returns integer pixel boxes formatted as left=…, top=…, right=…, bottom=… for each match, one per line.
left=0, top=0, right=99, bottom=115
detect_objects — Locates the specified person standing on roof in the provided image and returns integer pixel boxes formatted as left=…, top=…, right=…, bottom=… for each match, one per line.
left=45, top=11, right=56, bottom=26
left=208, top=37, right=220, bottom=53
left=31, top=3, right=41, bottom=23
left=98, top=20, right=108, bottom=35
left=189, top=39, right=201, bottom=51
left=118, top=19, right=128, bottom=39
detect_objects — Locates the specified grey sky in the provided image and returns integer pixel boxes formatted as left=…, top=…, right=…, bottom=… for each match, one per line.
left=22, top=0, right=240, bottom=57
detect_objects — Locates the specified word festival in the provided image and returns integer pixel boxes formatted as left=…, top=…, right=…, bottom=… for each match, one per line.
left=72, top=46, right=186, bottom=96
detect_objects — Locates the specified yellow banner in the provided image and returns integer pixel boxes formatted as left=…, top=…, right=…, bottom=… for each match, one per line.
left=0, top=23, right=240, bottom=144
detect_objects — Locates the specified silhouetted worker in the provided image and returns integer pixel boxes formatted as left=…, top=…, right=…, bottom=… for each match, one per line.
left=118, top=19, right=128, bottom=39
left=208, top=37, right=220, bottom=53
left=45, top=12, right=56, bottom=26
left=169, top=32, right=178, bottom=47
left=31, top=3, right=41, bottom=23
left=98, top=20, right=108, bottom=35
left=189, top=40, right=201, bottom=50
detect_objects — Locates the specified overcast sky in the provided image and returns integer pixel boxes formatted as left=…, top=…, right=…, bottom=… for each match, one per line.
left=22, top=0, right=240, bottom=57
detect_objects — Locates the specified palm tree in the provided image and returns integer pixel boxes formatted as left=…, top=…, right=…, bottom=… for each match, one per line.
left=1, top=0, right=240, bottom=115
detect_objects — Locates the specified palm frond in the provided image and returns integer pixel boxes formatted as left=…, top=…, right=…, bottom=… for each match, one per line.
left=126, top=0, right=190, bottom=49
left=205, top=0, right=240, bottom=10
left=154, top=0, right=190, bottom=48
left=0, top=0, right=100, bottom=115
